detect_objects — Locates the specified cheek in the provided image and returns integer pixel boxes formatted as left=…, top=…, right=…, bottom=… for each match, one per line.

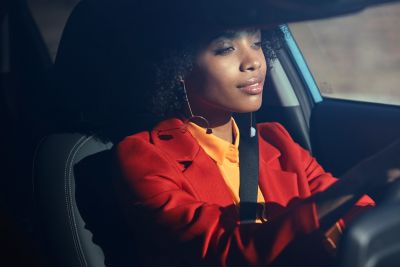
left=262, top=56, right=267, bottom=75
left=200, top=60, right=238, bottom=96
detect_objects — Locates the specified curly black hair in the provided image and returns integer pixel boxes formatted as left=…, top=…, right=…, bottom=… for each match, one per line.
left=150, top=27, right=285, bottom=118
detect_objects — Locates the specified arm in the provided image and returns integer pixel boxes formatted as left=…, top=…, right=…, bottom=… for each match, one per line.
left=299, top=141, right=375, bottom=231
left=273, top=123, right=375, bottom=232
left=273, top=123, right=400, bottom=232
left=314, top=142, right=400, bottom=231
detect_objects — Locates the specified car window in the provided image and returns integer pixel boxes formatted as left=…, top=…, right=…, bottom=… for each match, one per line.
left=28, top=0, right=80, bottom=60
left=289, top=3, right=400, bottom=106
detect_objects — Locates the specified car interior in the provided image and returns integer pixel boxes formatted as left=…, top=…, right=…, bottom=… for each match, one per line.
left=1, top=0, right=400, bottom=266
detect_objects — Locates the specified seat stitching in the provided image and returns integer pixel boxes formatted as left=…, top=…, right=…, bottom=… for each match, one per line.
left=65, top=135, right=92, bottom=267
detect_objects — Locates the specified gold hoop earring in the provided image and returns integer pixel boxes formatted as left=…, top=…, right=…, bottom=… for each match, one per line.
left=179, top=78, right=212, bottom=134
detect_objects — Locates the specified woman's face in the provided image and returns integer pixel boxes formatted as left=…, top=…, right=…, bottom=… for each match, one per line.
left=185, top=28, right=267, bottom=116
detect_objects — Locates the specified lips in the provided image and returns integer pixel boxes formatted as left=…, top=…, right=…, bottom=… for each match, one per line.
left=238, top=77, right=264, bottom=95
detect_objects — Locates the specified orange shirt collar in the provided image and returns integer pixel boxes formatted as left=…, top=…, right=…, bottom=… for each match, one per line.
left=187, top=117, right=240, bottom=165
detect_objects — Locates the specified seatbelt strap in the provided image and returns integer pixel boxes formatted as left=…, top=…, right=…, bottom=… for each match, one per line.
left=237, top=113, right=259, bottom=223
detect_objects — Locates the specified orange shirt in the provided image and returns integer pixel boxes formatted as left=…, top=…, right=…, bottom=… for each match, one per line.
left=187, top=118, right=265, bottom=206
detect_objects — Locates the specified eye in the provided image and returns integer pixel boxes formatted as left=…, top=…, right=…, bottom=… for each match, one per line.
left=252, top=41, right=262, bottom=49
left=214, top=46, right=235, bottom=56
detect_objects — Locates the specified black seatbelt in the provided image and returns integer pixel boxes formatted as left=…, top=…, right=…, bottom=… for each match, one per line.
left=236, top=113, right=259, bottom=223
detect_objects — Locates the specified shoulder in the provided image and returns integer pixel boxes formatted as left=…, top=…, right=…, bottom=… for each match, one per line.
left=256, top=122, right=311, bottom=163
left=257, top=121, right=295, bottom=144
left=116, top=131, right=159, bottom=172
left=116, top=118, right=200, bottom=175
left=116, top=131, right=153, bottom=161
left=116, top=129, right=188, bottom=189
left=116, top=117, right=188, bottom=157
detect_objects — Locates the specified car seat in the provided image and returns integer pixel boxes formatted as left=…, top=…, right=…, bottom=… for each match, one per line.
left=33, top=128, right=156, bottom=267
left=34, top=134, right=115, bottom=267
left=32, top=1, right=157, bottom=266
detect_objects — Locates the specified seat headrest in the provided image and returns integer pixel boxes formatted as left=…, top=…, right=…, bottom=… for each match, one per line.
left=54, top=0, right=162, bottom=141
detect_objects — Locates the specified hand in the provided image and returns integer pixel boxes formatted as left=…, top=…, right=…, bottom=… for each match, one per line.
left=352, top=138, right=400, bottom=198
left=314, top=138, right=399, bottom=229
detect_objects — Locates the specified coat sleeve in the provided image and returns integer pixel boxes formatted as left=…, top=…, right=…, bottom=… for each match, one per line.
left=273, top=123, right=375, bottom=230
left=115, top=135, right=322, bottom=267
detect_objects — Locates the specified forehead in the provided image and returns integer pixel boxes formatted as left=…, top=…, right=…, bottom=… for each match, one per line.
left=204, top=28, right=260, bottom=47
left=182, top=28, right=261, bottom=54
left=216, top=28, right=260, bottom=40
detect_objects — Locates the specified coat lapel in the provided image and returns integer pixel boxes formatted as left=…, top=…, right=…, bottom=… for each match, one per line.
left=151, top=118, right=235, bottom=206
left=258, top=126, right=300, bottom=207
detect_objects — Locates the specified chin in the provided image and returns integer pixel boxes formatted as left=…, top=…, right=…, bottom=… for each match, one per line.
left=232, top=102, right=262, bottom=113
left=236, top=98, right=263, bottom=113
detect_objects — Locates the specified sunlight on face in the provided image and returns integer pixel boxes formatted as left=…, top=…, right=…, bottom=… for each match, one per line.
left=185, top=28, right=267, bottom=117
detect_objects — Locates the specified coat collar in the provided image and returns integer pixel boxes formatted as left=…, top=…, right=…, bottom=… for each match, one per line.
left=151, top=118, right=282, bottom=168
left=257, top=123, right=282, bottom=167
left=186, top=118, right=239, bottom=165
left=151, top=118, right=300, bottom=207
left=152, top=118, right=234, bottom=205
left=151, top=118, right=200, bottom=164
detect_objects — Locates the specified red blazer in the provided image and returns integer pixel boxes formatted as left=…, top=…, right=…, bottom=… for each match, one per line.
left=115, top=118, right=374, bottom=267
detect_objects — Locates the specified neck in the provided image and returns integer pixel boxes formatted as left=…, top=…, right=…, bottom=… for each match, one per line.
left=210, top=118, right=233, bottom=144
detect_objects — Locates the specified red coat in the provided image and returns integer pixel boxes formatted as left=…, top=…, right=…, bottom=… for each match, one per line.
left=115, top=118, right=374, bottom=267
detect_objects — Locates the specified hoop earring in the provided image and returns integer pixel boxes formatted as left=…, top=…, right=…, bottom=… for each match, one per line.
left=180, top=78, right=213, bottom=134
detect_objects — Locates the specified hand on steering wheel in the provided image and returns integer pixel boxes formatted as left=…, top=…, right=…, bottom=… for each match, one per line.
left=355, top=138, right=400, bottom=201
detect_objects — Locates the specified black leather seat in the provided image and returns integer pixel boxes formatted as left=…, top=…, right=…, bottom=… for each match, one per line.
left=34, top=130, right=154, bottom=267
left=32, top=1, right=158, bottom=265
left=34, top=134, right=114, bottom=267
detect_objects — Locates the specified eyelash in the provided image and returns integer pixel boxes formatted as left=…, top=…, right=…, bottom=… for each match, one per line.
left=214, top=41, right=262, bottom=56
left=253, top=41, right=263, bottom=49
left=214, top=47, right=234, bottom=55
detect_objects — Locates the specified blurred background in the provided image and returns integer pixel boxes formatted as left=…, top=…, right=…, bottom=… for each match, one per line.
left=290, top=4, right=400, bottom=106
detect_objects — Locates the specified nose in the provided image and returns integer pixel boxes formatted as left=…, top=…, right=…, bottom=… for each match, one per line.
left=239, top=51, right=262, bottom=72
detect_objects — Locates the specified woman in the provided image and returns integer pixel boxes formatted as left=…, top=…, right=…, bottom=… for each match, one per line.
left=114, top=26, right=399, bottom=267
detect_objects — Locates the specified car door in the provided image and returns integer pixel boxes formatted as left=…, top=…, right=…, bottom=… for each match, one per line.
left=285, top=3, right=400, bottom=178
left=258, top=9, right=400, bottom=266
